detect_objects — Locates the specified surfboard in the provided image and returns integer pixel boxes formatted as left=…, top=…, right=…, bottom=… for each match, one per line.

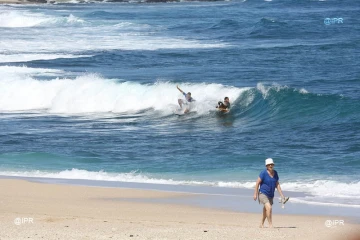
left=216, top=108, right=230, bottom=114
left=174, top=109, right=186, bottom=116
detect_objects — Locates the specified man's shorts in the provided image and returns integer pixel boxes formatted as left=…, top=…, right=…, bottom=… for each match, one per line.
left=179, top=99, right=189, bottom=105
left=259, top=192, right=273, bottom=205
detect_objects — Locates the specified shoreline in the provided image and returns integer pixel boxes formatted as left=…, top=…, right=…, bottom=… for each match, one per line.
left=2, top=175, right=360, bottom=222
left=0, top=178, right=359, bottom=239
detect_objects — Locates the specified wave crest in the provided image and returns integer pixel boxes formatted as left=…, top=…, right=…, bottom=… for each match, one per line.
left=0, top=67, right=246, bottom=114
left=0, top=10, right=84, bottom=28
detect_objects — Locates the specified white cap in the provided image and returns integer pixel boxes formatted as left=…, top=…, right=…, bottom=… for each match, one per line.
left=265, top=158, right=274, bottom=166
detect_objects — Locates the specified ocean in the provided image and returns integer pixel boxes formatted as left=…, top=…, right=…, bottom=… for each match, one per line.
left=0, top=0, right=359, bottom=210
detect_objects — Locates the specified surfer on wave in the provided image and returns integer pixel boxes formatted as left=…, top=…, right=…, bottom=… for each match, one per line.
left=216, top=97, right=230, bottom=112
left=177, top=85, right=195, bottom=113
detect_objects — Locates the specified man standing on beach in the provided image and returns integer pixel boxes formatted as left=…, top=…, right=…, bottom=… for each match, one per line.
left=253, top=158, right=289, bottom=228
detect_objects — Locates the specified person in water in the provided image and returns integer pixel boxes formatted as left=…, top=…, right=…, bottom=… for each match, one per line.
left=216, top=97, right=230, bottom=110
left=253, top=158, right=289, bottom=228
left=177, top=85, right=194, bottom=113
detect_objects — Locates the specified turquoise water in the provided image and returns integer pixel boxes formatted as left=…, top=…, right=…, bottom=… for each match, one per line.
left=0, top=0, right=359, bottom=208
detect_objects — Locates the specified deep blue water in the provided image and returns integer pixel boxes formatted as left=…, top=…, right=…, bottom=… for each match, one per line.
left=0, top=0, right=359, bottom=207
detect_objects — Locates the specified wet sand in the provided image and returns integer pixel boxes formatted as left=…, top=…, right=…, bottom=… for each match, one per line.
left=0, top=179, right=359, bottom=239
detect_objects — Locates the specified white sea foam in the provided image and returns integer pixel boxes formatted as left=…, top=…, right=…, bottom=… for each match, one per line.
left=299, top=88, right=308, bottom=94
left=256, top=83, right=284, bottom=98
left=0, top=54, right=92, bottom=63
left=0, top=10, right=49, bottom=28
left=0, top=35, right=226, bottom=54
left=256, top=83, right=309, bottom=98
left=0, top=10, right=84, bottom=28
left=0, top=8, right=226, bottom=54
left=0, top=68, right=246, bottom=113
left=213, top=180, right=360, bottom=201
left=0, top=168, right=359, bottom=207
left=289, top=198, right=360, bottom=208
left=0, top=169, right=215, bottom=185
left=114, top=22, right=154, bottom=31
left=0, top=65, right=63, bottom=76
left=280, top=180, right=360, bottom=199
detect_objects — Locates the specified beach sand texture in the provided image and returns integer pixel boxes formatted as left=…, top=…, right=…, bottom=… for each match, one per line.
left=0, top=179, right=359, bottom=240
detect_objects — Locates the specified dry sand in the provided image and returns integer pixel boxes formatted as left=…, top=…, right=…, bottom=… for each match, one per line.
left=0, top=179, right=358, bottom=240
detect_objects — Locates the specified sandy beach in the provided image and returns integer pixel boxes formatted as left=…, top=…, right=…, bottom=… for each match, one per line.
left=0, top=179, right=358, bottom=240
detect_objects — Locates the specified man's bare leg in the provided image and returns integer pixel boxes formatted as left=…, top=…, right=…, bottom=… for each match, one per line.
left=265, top=203, right=273, bottom=228
left=260, top=206, right=266, bottom=228
left=178, top=99, right=183, bottom=108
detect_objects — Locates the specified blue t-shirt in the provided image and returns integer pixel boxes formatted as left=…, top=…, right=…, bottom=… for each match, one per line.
left=183, top=92, right=193, bottom=102
left=259, top=169, right=279, bottom=198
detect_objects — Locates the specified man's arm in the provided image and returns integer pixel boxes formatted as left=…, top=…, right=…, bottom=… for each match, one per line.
left=276, top=181, right=285, bottom=199
left=253, top=177, right=262, bottom=201
left=177, top=85, right=184, bottom=94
